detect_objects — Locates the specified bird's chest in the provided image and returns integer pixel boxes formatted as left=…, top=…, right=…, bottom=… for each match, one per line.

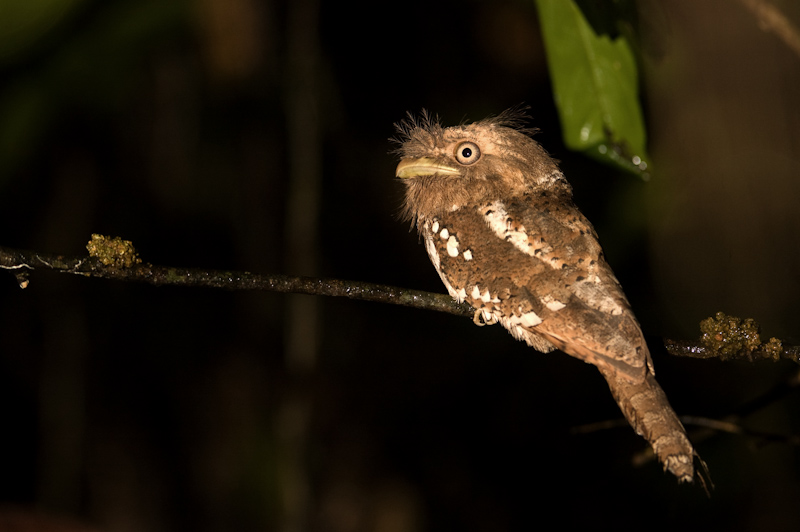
left=419, top=204, right=559, bottom=314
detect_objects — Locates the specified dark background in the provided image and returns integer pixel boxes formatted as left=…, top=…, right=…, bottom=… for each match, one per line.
left=1, top=0, right=799, bottom=530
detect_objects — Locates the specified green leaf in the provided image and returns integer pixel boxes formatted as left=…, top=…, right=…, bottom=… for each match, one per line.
left=534, top=0, right=651, bottom=179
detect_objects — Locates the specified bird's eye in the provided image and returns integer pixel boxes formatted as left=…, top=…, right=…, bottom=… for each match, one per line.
left=454, top=141, right=481, bottom=165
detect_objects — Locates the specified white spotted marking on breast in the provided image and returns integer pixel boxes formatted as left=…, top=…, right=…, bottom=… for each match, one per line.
left=446, top=235, right=459, bottom=257
left=440, top=228, right=449, bottom=239
left=431, top=220, right=439, bottom=233
left=424, top=231, right=466, bottom=303
left=463, top=249, right=473, bottom=261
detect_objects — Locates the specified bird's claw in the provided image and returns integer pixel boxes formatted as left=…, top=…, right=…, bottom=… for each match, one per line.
left=473, top=309, right=498, bottom=327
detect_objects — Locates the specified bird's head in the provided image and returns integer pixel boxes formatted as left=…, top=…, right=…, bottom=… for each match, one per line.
left=394, top=109, right=569, bottom=227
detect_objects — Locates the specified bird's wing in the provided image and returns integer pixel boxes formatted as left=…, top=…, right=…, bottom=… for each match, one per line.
left=423, top=193, right=650, bottom=382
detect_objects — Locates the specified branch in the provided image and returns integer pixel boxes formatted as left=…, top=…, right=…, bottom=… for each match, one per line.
left=3, top=237, right=799, bottom=366
left=0, top=238, right=474, bottom=319
left=674, top=368, right=800, bottom=451
left=664, top=312, right=800, bottom=365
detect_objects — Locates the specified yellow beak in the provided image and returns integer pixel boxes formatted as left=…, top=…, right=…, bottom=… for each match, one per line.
left=396, top=157, right=460, bottom=179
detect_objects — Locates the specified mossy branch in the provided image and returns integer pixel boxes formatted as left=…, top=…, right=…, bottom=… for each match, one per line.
left=664, top=312, right=800, bottom=365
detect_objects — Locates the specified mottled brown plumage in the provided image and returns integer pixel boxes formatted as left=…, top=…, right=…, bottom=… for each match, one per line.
left=394, top=110, right=700, bottom=482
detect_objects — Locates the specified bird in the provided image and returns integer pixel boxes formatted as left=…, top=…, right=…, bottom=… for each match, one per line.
left=394, top=109, right=701, bottom=483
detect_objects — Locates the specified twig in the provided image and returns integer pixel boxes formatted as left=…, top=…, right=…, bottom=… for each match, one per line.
left=680, top=415, right=800, bottom=446
left=0, top=244, right=474, bottom=318
left=664, top=335, right=800, bottom=365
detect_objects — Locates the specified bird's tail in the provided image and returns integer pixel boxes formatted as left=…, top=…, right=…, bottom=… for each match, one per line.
left=597, top=365, right=701, bottom=484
